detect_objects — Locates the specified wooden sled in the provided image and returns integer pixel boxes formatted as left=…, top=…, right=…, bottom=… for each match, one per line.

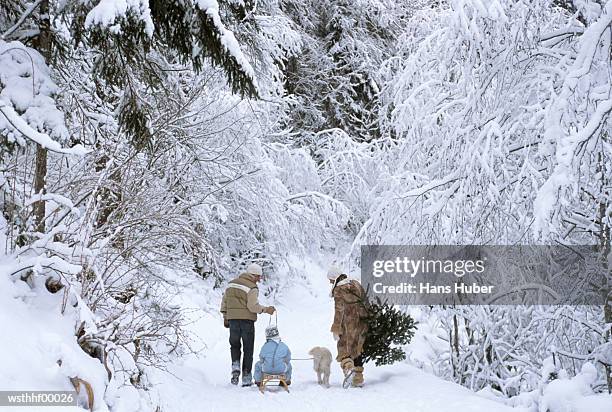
left=258, top=373, right=290, bottom=393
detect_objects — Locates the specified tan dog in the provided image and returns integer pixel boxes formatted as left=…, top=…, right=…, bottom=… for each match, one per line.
left=308, top=346, right=332, bottom=387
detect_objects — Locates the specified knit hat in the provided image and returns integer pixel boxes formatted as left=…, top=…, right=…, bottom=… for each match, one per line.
left=327, top=265, right=343, bottom=281
left=265, top=325, right=280, bottom=340
left=246, top=263, right=263, bottom=276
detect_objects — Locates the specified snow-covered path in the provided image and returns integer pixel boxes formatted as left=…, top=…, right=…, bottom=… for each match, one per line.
left=152, top=268, right=525, bottom=412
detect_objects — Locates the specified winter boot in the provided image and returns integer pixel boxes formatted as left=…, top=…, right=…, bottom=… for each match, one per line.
left=230, top=361, right=240, bottom=385
left=241, top=372, right=253, bottom=387
left=341, top=358, right=355, bottom=389
left=352, top=366, right=364, bottom=387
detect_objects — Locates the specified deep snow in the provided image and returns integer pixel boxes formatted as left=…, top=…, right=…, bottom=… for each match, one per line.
left=152, top=290, right=524, bottom=412
left=2, top=257, right=611, bottom=411
left=149, top=261, right=526, bottom=412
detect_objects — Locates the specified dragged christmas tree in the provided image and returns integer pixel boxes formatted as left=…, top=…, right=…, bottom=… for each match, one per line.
left=360, top=292, right=418, bottom=366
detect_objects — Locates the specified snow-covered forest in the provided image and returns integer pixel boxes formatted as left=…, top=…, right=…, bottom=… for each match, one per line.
left=0, top=0, right=611, bottom=411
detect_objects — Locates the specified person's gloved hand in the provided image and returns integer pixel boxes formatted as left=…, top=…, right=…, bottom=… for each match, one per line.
left=331, top=325, right=341, bottom=341
left=262, top=306, right=276, bottom=315
left=224, top=319, right=229, bottom=328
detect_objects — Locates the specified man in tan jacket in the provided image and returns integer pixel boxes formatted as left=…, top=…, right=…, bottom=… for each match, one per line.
left=220, top=263, right=275, bottom=386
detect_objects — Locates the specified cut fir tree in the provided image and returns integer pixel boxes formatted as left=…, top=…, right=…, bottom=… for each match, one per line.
left=359, top=290, right=418, bottom=367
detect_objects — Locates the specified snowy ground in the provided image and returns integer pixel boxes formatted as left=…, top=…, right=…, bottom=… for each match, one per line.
left=153, top=326, right=523, bottom=411
left=150, top=263, right=526, bottom=412
left=2, top=259, right=611, bottom=411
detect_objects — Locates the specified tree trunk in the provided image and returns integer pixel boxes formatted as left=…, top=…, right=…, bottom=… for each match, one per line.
left=451, top=313, right=461, bottom=383
left=601, top=215, right=611, bottom=394
left=605, top=301, right=612, bottom=393
left=32, top=0, right=51, bottom=233
left=33, top=145, right=47, bottom=232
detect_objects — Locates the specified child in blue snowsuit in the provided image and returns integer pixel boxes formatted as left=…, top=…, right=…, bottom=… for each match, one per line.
left=254, top=325, right=292, bottom=385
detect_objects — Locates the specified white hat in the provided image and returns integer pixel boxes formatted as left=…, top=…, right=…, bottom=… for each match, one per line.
left=246, top=263, right=263, bottom=276
left=327, top=265, right=343, bottom=281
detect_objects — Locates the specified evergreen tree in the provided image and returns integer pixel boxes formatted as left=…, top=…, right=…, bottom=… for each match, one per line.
left=1, top=0, right=260, bottom=152
left=361, top=290, right=418, bottom=366
left=280, top=0, right=410, bottom=143
left=1, top=0, right=263, bottom=234
left=71, top=0, right=260, bottom=147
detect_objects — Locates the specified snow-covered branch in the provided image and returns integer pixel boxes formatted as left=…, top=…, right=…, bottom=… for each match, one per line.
left=0, top=100, right=87, bottom=155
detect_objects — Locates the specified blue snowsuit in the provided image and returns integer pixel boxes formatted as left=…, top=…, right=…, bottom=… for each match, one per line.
left=253, top=339, right=292, bottom=382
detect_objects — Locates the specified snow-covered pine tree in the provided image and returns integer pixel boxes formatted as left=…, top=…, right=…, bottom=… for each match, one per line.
left=73, top=0, right=261, bottom=147
left=280, top=0, right=420, bottom=143
left=1, top=0, right=262, bottom=239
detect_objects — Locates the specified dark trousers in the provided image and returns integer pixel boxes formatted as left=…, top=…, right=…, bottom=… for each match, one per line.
left=354, top=354, right=364, bottom=367
left=229, top=319, right=255, bottom=374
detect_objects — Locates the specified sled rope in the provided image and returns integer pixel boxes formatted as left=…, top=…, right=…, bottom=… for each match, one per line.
left=268, top=311, right=278, bottom=326
left=267, top=314, right=313, bottom=360
left=268, top=313, right=316, bottom=361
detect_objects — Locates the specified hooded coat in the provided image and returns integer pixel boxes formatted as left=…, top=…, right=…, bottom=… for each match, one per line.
left=330, top=277, right=369, bottom=362
left=258, top=339, right=291, bottom=374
